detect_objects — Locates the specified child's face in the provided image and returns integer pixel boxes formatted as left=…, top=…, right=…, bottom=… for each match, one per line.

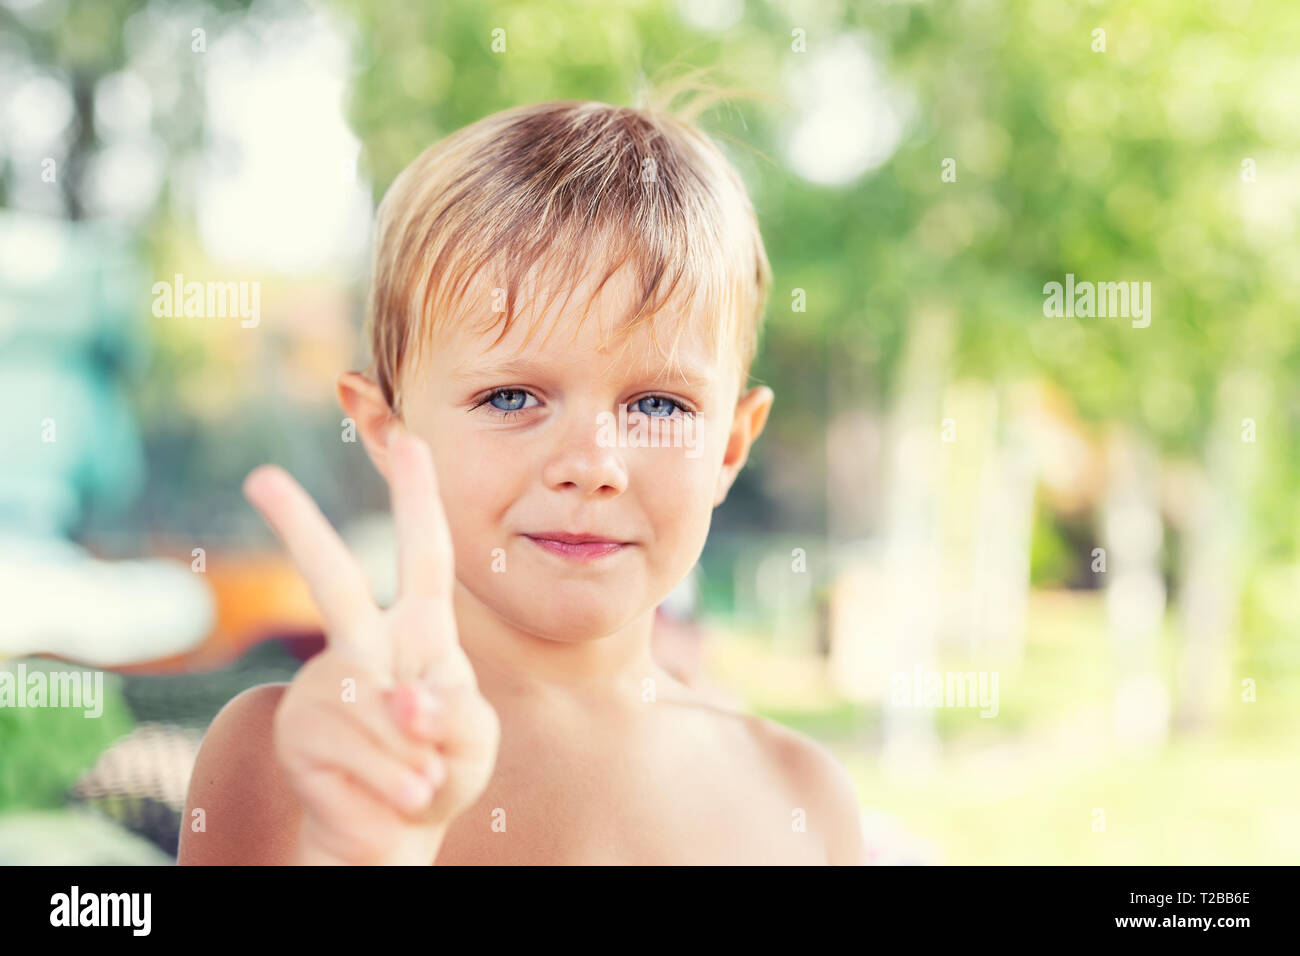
left=351, top=265, right=771, bottom=644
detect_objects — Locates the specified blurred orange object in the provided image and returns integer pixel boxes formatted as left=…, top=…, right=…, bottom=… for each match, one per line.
left=115, top=552, right=323, bottom=674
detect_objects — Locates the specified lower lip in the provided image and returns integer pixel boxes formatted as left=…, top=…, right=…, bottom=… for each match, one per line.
left=524, top=536, right=629, bottom=562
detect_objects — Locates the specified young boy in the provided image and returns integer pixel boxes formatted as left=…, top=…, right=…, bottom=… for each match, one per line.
left=180, top=99, right=866, bottom=865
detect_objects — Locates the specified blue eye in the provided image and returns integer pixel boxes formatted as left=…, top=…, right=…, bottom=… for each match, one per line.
left=488, top=389, right=530, bottom=411
left=631, top=395, right=690, bottom=418
left=477, top=389, right=539, bottom=416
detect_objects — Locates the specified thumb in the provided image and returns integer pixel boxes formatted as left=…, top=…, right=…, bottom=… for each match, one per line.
left=388, top=680, right=444, bottom=743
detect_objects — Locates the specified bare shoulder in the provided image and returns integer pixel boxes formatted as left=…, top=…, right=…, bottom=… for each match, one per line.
left=738, top=711, right=868, bottom=865
left=178, top=682, right=301, bottom=865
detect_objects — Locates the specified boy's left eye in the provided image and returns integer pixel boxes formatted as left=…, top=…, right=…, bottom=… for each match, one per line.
left=630, top=395, right=688, bottom=418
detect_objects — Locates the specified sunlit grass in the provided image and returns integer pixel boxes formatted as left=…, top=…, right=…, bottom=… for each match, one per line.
left=705, top=590, right=1300, bottom=864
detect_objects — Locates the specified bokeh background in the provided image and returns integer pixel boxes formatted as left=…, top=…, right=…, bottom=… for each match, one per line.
left=2, top=0, right=1298, bottom=864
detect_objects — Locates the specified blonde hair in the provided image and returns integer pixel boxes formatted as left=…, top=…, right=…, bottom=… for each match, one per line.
left=364, top=95, right=771, bottom=412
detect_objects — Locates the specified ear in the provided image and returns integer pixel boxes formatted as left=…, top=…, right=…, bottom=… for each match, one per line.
left=338, top=371, right=399, bottom=480
left=713, top=385, right=774, bottom=507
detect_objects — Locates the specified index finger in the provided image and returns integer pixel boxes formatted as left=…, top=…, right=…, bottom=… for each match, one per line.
left=385, top=429, right=455, bottom=601
left=243, top=465, right=376, bottom=644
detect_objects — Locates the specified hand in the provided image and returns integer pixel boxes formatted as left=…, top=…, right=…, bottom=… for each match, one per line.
left=243, top=429, right=499, bottom=865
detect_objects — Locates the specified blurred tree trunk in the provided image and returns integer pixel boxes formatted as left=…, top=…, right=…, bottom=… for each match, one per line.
left=967, top=407, right=1037, bottom=663
left=1103, top=431, right=1170, bottom=751
left=878, top=302, right=953, bottom=777
left=63, top=68, right=98, bottom=221
left=1173, top=372, right=1261, bottom=732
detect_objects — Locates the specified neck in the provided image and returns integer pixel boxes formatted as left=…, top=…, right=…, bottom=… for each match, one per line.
left=452, top=580, right=662, bottom=704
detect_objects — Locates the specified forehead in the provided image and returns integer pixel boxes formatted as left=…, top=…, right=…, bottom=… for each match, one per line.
left=436, top=260, right=730, bottom=388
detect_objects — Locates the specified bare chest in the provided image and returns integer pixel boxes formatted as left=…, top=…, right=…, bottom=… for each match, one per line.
left=436, top=720, right=827, bottom=865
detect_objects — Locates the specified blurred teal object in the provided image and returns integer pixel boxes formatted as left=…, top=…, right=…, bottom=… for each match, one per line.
left=0, top=212, right=214, bottom=665
left=0, top=211, right=148, bottom=538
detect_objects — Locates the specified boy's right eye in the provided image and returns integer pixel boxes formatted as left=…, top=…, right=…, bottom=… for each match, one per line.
left=477, top=388, right=540, bottom=415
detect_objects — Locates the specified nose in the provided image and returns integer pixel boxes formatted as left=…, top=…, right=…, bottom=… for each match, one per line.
left=541, top=407, right=628, bottom=497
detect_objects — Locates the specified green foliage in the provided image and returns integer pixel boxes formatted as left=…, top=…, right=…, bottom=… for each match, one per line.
left=1029, top=499, right=1075, bottom=587
left=0, top=671, right=136, bottom=811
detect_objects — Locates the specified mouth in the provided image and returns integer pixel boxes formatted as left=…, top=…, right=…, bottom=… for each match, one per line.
left=522, top=532, right=633, bottom=563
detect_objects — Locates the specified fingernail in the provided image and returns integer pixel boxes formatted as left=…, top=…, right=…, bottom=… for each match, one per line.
left=423, top=755, right=446, bottom=787
left=411, top=689, right=443, bottom=735
left=400, top=773, right=433, bottom=811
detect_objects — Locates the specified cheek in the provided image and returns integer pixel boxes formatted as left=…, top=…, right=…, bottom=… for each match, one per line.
left=633, top=449, right=719, bottom=544
left=632, top=455, right=717, bottom=606
left=426, top=433, right=519, bottom=564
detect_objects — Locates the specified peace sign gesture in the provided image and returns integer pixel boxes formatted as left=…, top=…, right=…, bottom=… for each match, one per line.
left=244, top=429, right=499, bottom=865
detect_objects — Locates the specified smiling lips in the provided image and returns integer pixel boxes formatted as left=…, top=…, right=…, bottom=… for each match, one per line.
left=523, top=531, right=631, bottom=562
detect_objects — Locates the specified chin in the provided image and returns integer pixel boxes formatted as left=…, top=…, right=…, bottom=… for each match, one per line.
left=503, top=585, right=645, bottom=642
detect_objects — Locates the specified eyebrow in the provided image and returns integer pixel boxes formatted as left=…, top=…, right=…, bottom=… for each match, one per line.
left=449, top=356, right=714, bottom=389
left=448, top=358, right=544, bottom=383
